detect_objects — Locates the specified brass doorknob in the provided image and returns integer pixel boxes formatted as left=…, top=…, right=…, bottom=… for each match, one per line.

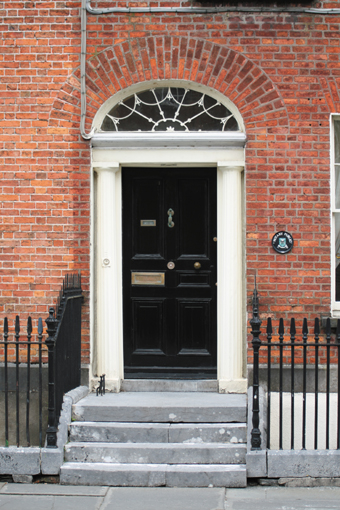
left=194, top=262, right=201, bottom=270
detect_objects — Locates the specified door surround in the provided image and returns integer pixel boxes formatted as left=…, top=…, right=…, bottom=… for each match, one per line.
left=90, top=76, right=246, bottom=393
left=91, top=142, right=246, bottom=393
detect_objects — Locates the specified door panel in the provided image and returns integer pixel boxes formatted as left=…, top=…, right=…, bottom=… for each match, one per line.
left=132, top=177, right=165, bottom=259
left=123, top=167, right=217, bottom=377
left=177, top=299, right=211, bottom=354
left=178, top=179, right=209, bottom=258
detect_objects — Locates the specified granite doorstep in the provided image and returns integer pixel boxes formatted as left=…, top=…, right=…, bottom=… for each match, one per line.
left=72, top=392, right=247, bottom=423
left=69, top=422, right=170, bottom=443
left=169, top=423, right=247, bottom=444
left=64, top=442, right=246, bottom=465
left=60, top=463, right=167, bottom=487
left=165, top=465, right=247, bottom=488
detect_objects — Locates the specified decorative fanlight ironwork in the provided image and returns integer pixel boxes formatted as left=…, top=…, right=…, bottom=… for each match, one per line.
left=100, top=87, right=240, bottom=132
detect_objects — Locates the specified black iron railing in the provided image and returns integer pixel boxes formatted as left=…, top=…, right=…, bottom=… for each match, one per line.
left=45, top=272, right=83, bottom=448
left=250, top=281, right=340, bottom=451
left=0, top=316, right=47, bottom=447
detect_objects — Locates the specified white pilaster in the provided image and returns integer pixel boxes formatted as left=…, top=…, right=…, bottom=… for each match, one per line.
left=94, top=164, right=123, bottom=392
left=217, top=164, right=246, bottom=393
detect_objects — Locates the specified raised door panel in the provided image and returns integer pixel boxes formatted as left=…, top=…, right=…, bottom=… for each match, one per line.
left=177, top=299, right=211, bottom=355
left=132, top=298, right=166, bottom=354
left=177, top=178, right=209, bottom=260
left=131, top=176, right=165, bottom=261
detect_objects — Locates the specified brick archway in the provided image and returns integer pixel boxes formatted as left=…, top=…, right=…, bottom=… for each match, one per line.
left=50, top=36, right=288, bottom=134
left=47, top=36, right=290, bottom=388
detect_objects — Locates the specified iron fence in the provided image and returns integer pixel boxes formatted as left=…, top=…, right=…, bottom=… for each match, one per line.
left=0, top=272, right=83, bottom=449
left=45, top=272, right=83, bottom=448
left=0, top=316, right=47, bottom=447
left=250, top=281, right=340, bottom=451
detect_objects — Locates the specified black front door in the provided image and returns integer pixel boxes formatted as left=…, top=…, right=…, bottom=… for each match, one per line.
left=122, top=167, right=217, bottom=378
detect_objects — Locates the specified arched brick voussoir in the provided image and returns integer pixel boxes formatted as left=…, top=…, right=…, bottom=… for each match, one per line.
left=50, top=36, right=288, bottom=133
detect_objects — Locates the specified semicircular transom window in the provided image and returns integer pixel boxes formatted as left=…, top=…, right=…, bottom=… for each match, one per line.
left=101, top=87, right=240, bottom=132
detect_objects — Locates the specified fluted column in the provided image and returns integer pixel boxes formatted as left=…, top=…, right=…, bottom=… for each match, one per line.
left=217, top=164, right=246, bottom=393
left=94, top=164, right=123, bottom=392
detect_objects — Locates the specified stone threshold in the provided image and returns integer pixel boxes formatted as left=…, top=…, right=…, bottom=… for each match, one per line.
left=120, top=379, right=218, bottom=392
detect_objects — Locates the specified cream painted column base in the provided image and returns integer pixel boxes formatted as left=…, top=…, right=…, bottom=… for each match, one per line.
left=90, top=378, right=121, bottom=393
left=219, top=379, right=248, bottom=394
left=94, top=163, right=123, bottom=392
left=217, top=164, right=245, bottom=394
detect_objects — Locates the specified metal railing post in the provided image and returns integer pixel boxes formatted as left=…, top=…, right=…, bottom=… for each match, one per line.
left=45, top=307, right=59, bottom=448
left=250, top=277, right=262, bottom=450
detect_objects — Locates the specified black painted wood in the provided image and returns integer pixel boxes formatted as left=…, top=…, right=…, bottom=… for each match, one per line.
left=122, top=167, right=217, bottom=378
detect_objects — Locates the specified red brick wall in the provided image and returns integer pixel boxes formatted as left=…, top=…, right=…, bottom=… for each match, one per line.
left=1, top=0, right=340, bottom=364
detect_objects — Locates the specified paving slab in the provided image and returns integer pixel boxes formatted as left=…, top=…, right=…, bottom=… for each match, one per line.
left=0, top=483, right=108, bottom=496
left=101, top=487, right=226, bottom=510
left=225, top=486, right=340, bottom=509
left=0, top=495, right=104, bottom=510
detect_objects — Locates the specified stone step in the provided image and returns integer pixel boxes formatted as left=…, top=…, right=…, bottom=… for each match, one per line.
left=64, top=442, right=246, bottom=465
left=69, top=422, right=247, bottom=444
left=60, top=462, right=247, bottom=487
left=121, top=379, right=218, bottom=392
left=72, top=392, right=247, bottom=423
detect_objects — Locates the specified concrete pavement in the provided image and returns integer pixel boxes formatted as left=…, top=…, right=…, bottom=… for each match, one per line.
left=1, top=483, right=340, bottom=510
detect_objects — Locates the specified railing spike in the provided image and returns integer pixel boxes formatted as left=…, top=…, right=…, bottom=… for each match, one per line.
left=326, top=317, right=331, bottom=337
left=15, top=315, right=20, bottom=334
left=266, top=317, right=272, bottom=335
left=302, top=317, right=308, bottom=336
left=314, top=317, right=320, bottom=337
left=278, top=317, right=284, bottom=336
left=27, top=316, right=32, bottom=336
left=38, top=317, right=43, bottom=335
left=290, top=317, right=296, bottom=337
left=4, top=317, right=8, bottom=335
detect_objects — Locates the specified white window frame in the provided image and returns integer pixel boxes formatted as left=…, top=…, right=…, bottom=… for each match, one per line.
left=331, top=114, right=340, bottom=315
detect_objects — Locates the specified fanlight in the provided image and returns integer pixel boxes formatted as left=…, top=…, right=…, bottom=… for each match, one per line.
left=100, top=87, right=240, bottom=132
